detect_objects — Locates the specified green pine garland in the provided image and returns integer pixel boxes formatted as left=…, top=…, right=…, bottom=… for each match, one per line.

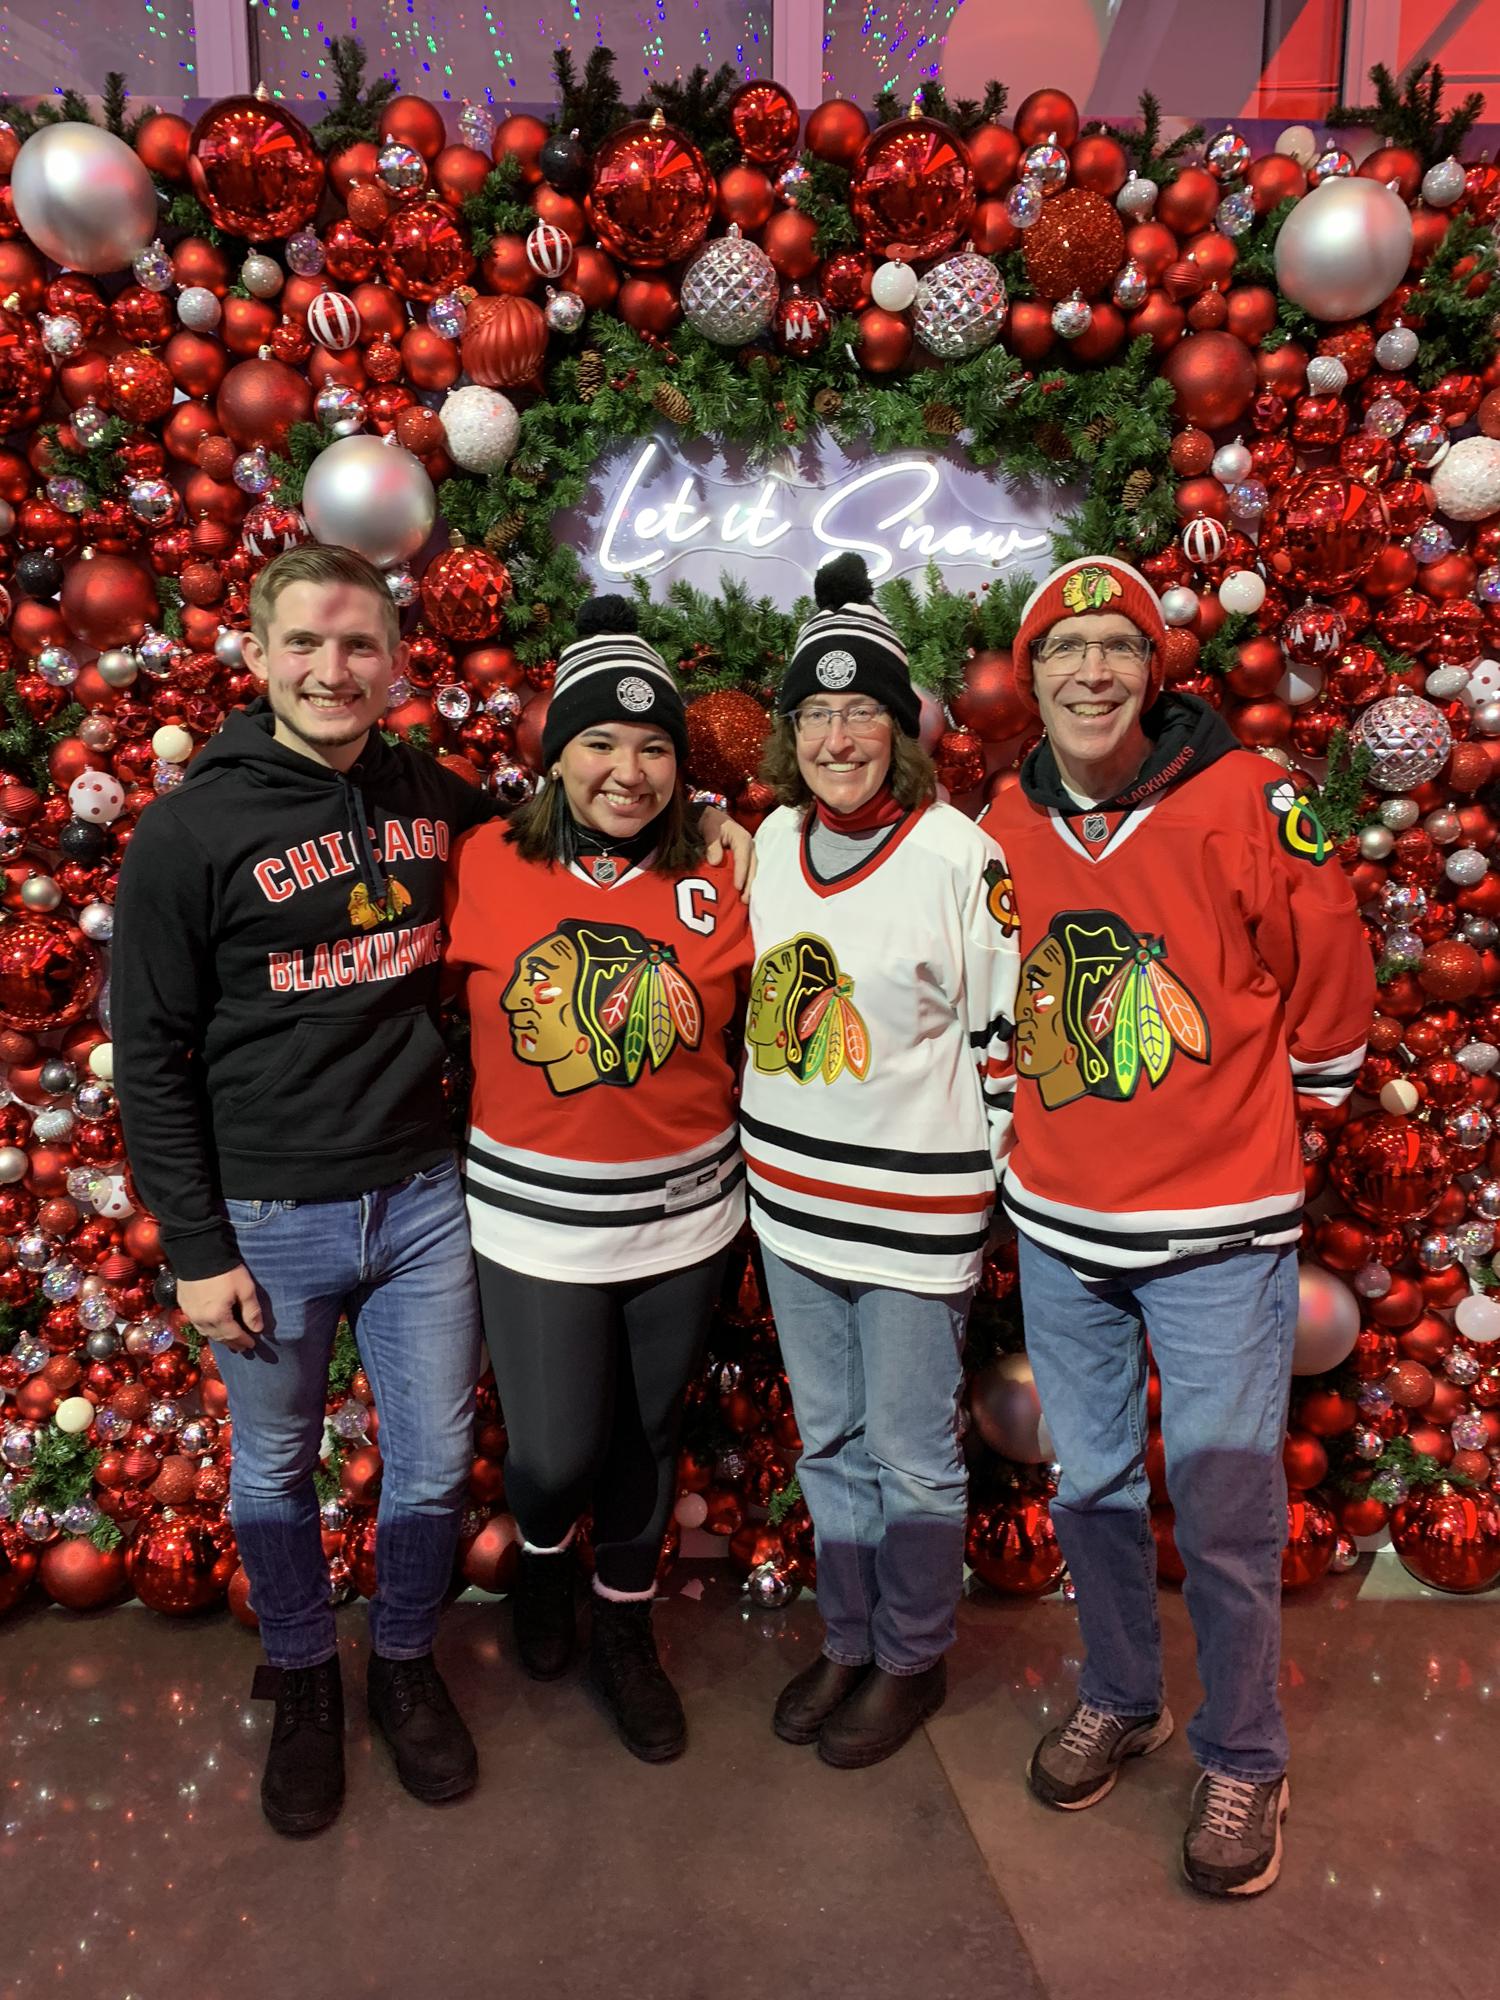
left=10, top=1427, right=124, bottom=1550
left=1329, top=60, right=1485, bottom=168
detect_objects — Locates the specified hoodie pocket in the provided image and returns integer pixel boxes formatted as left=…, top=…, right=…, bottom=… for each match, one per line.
left=215, top=1010, right=449, bottom=1158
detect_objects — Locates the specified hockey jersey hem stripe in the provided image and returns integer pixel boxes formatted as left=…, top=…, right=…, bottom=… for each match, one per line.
left=468, top=1159, right=745, bottom=1229
left=739, top=1106, right=991, bottom=1177
left=744, top=1149, right=995, bottom=1215
left=968, top=1011, right=1015, bottom=1049
left=467, top=1125, right=738, bottom=1195
left=1011, top=1216, right=1303, bottom=1283
left=751, top=1187, right=990, bottom=1257
left=1001, top=1177, right=1303, bottom=1253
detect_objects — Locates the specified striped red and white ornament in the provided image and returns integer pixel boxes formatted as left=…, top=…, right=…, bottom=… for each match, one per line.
left=524, top=221, right=574, bottom=280
left=1180, top=514, right=1229, bottom=565
left=307, top=290, right=362, bottom=352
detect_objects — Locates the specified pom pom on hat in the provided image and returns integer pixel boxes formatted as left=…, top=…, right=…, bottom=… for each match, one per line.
left=814, top=551, right=876, bottom=610
left=1011, top=556, right=1168, bottom=712
left=574, top=593, right=640, bottom=637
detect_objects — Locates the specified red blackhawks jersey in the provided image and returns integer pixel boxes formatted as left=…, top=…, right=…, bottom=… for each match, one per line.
left=742, top=802, right=1020, bottom=1296
left=981, top=699, right=1374, bottom=1280
left=445, top=828, right=752, bottom=1282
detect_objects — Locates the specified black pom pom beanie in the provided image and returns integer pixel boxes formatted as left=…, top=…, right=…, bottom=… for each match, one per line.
left=776, top=553, right=921, bottom=737
left=541, top=594, right=689, bottom=769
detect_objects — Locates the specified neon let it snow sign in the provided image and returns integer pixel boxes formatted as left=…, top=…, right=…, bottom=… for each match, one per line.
left=571, top=432, right=1061, bottom=610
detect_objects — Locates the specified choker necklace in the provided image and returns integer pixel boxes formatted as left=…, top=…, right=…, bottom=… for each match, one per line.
left=567, top=807, right=662, bottom=884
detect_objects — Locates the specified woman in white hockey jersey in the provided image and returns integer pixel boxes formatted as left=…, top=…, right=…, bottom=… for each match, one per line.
left=744, top=553, right=1020, bottom=1768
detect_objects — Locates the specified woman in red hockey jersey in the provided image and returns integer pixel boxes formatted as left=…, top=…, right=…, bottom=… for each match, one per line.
left=445, top=597, right=752, bottom=1764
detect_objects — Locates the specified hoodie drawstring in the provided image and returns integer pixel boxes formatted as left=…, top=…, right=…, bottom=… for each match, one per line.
left=342, top=777, right=386, bottom=897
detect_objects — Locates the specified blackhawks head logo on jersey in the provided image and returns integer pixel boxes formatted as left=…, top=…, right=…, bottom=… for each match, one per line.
left=746, top=933, right=872, bottom=1085
left=503, top=919, right=703, bottom=1096
left=1015, top=908, right=1209, bottom=1111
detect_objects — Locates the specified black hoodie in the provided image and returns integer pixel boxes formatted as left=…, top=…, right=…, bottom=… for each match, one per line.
left=1016, top=690, right=1242, bottom=818
left=113, top=705, right=496, bottom=1280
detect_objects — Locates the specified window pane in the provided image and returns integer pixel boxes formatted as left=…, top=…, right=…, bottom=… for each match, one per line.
left=0, top=0, right=196, bottom=101
left=819, top=0, right=1349, bottom=122
left=1398, top=0, right=1500, bottom=89
left=252, top=1, right=773, bottom=107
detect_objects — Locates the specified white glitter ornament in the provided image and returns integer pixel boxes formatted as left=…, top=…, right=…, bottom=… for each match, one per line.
left=437, top=385, right=521, bottom=474
left=870, top=257, right=919, bottom=312
left=680, top=226, right=779, bottom=344
left=1374, top=323, right=1419, bottom=371
left=1116, top=170, right=1158, bottom=219
left=176, top=284, right=221, bottom=332
left=1306, top=354, right=1348, bottom=395
left=1351, top=692, right=1454, bottom=792
left=1421, top=156, right=1466, bottom=207
left=240, top=251, right=283, bottom=299
left=913, top=252, right=1007, bottom=359
left=1430, top=435, right=1500, bottom=523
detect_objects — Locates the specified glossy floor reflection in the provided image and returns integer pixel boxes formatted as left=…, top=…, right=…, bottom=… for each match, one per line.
left=1, top=1558, right=1492, bottom=2000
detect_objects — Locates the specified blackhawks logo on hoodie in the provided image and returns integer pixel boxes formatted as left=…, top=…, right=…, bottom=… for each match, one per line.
left=1015, top=908, right=1209, bottom=1111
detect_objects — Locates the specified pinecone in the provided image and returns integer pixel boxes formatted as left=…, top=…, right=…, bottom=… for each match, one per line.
left=1034, top=420, right=1072, bottom=461
left=483, top=511, right=525, bottom=556
left=812, top=388, right=842, bottom=419
left=923, top=400, right=962, bottom=437
left=576, top=350, right=605, bottom=404
left=529, top=602, right=551, bottom=628
left=1121, top=467, right=1155, bottom=512
left=652, top=379, right=694, bottom=426
left=1082, top=414, right=1118, bottom=444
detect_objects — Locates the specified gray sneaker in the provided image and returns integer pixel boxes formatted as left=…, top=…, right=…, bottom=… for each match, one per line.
left=1182, top=1771, right=1290, bottom=1897
left=1027, top=1699, right=1175, bottom=1810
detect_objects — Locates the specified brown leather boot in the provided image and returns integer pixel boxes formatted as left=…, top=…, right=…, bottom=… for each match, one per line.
left=773, top=1656, right=872, bottom=1745
left=817, top=1660, right=947, bottom=1769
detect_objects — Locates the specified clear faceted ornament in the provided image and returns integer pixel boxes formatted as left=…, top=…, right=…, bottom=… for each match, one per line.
left=154, top=761, right=185, bottom=794
left=73, top=400, right=111, bottom=448
left=1451, top=1411, right=1489, bottom=1452
left=36, top=646, right=79, bottom=688
left=1369, top=1467, right=1409, bottom=1505
left=41, top=1259, right=83, bottom=1303
left=46, top=475, right=88, bottom=515
left=1351, top=693, right=1453, bottom=792
left=386, top=677, right=413, bottom=710
left=128, top=477, right=177, bottom=525
left=75, top=1291, right=117, bottom=1332
left=680, top=226, right=779, bottom=345
left=1206, top=128, right=1253, bottom=180
left=1007, top=178, right=1044, bottom=228
left=1, top=1425, right=36, bottom=1469
left=914, top=251, right=1007, bottom=359
left=385, top=567, right=418, bottom=608
left=18, top=1503, right=57, bottom=1544
left=16, top=1231, right=52, bottom=1272
left=58, top=1499, right=101, bottom=1536
left=427, top=292, right=468, bottom=339
left=1051, top=292, right=1093, bottom=339
left=436, top=683, right=472, bottom=723
left=1112, top=259, right=1148, bottom=310
left=1410, top=518, right=1454, bottom=564
left=378, top=142, right=426, bottom=192
left=545, top=288, right=586, bottom=335
left=137, top=628, right=181, bottom=678
left=459, top=101, right=495, bottom=151
left=1216, top=190, right=1255, bottom=237
left=1364, top=396, right=1408, bottom=440
left=1445, top=1349, right=1482, bottom=1386
left=484, top=687, right=522, bottom=726
left=11, top=1336, right=48, bottom=1375
left=233, top=448, right=273, bottom=495
left=132, top=239, right=174, bottom=291
left=39, top=312, right=83, bottom=357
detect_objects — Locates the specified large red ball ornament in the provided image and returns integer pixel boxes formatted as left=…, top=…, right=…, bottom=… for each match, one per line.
left=0, top=912, right=101, bottom=1030
left=806, top=99, right=870, bottom=167
left=1330, top=1112, right=1451, bottom=1223
left=1068, top=132, right=1128, bottom=196
left=762, top=208, right=820, bottom=282
left=1358, top=145, right=1422, bottom=203
left=493, top=114, right=549, bottom=185
left=728, top=80, right=800, bottom=164
left=461, top=1512, right=522, bottom=1594
left=1022, top=186, right=1126, bottom=300
left=61, top=553, right=157, bottom=648
left=1157, top=166, right=1219, bottom=236
left=461, top=296, right=549, bottom=388
left=685, top=691, right=772, bottom=795
left=850, top=118, right=975, bottom=261
left=1391, top=1482, right=1500, bottom=1593
left=216, top=355, right=312, bottom=452
left=1159, top=329, right=1258, bottom=429
left=188, top=96, right=325, bottom=238
left=952, top=650, right=1029, bottom=741
left=1262, top=470, right=1389, bottom=593
left=587, top=118, right=715, bottom=269
left=380, top=202, right=475, bottom=302
left=39, top=1537, right=130, bottom=1608
left=617, top=275, right=682, bottom=336
left=561, top=245, right=620, bottom=310
left=966, top=1494, right=1066, bottom=1596
left=377, top=94, right=447, bottom=162
left=1014, top=89, right=1080, bottom=148
left=128, top=1505, right=236, bottom=1614
left=716, top=165, right=775, bottom=232
left=854, top=305, right=914, bottom=373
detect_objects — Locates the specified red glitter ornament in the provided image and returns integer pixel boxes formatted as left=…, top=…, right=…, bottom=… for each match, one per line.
left=685, top=690, right=771, bottom=795
left=1021, top=186, right=1126, bottom=300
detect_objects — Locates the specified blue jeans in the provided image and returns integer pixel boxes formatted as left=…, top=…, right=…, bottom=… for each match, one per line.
left=216, top=1157, right=482, bottom=1670
left=1016, top=1232, right=1298, bottom=1782
left=762, top=1248, right=971, bottom=1675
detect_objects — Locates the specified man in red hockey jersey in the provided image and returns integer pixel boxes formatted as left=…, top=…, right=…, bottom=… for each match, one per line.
left=983, top=556, right=1373, bottom=1898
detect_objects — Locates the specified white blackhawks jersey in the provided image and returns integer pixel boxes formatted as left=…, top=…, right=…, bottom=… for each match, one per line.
left=742, top=802, right=1020, bottom=1295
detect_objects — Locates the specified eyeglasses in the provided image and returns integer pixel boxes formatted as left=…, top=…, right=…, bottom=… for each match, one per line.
left=792, top=703, right=891, bottom=737
left=1036, top=636, right=1152, bottom=670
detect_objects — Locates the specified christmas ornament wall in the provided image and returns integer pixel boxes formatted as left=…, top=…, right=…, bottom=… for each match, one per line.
left=2, top=48, right=1500, bottom=1618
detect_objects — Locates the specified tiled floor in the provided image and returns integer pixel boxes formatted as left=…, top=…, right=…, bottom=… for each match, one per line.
left=2, top=1558, right=1492, bottom=2000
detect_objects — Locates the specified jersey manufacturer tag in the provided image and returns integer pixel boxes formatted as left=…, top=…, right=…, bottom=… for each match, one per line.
left=663, top=1162, right=721, bottom=1213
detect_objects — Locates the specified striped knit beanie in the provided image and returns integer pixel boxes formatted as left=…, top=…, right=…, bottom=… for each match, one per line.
left=1012, top=556, right=1168, bottom=712
left=777, top=553, right=921, bottom=737
left=542, top=595, right=688, bottom=769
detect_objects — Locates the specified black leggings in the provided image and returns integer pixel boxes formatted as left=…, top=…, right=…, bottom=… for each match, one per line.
left=475, top=1250, right=727, bottom=1595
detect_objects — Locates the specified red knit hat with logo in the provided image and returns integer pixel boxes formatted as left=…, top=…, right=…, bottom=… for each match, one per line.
left=1012, top=556, right=1169, bottom=712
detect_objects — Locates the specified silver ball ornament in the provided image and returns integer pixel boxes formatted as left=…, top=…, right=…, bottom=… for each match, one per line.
left=10, top=123, right=157, bottom=273
left=96, top=647, right=138, bottom=688
left=1445, top=848, right=1490, bottom=888
left=239, top=251, right=284, bottom=299
left=177, top=285, right=222, bottom=332
left=300, top=436, right=437, bottom=569
left=1116, top=170, right=1157, bottom=218
left=1421, top=156, right=1467, bottom=207
left=1306, top=354, right=1348, bottom=395
left=545, top=288, right=586, bottom=335
left=19, top=874, right=61, bottom=912
left=1275, top=177, right=1414, bottom=321
left=914, top=252, right=1007, bottom=359
left=1374, top=323, right=1419, bottom=372
left=1359, top=825, right=1395, bottom=860
left=681, top=226, right=779, bottom=344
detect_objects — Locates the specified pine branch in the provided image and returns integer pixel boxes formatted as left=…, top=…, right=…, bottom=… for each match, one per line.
left=1316, top=728, right=1374, bottom=840
left=552, top=44, right=627, bottom=148
left=766, top=1474, right=803, bottom=1526
left=1330, top=59, right=1486, bottom=166
left=459, top=156, right=535, bottom=260
left=102, top=72, right=129, bottom=137
left=871, top=80, right=902, bottom=128
left=312, top=35, right=400, bottom=157
left=794, top=150, right=858, bottom=253
left=1102, top=91, right=1203, bottom=181
left=634, top=62, right=741, bottom=171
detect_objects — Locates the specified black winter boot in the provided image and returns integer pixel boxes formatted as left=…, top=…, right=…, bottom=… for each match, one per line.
left=251, top=1657, right=345, bottom=1836
left=513, top=1548, right=578, bottom=1680
left=367, top=1652, right=478, bottom=1803
left=586, top=1596, right=686, bottom=1763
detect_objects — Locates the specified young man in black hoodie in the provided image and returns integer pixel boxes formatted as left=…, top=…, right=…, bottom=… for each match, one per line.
left=114, top=545, right=496, bottom=1834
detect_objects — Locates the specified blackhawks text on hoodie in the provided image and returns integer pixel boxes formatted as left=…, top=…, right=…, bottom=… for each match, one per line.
left=741, top=801, right=1020, bottom=1296
left=113, top=704, right=495, bottom=1281
left=981, top=692, right=1374, bottom=1280
left=445, top=824, right=754, bottom=1284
